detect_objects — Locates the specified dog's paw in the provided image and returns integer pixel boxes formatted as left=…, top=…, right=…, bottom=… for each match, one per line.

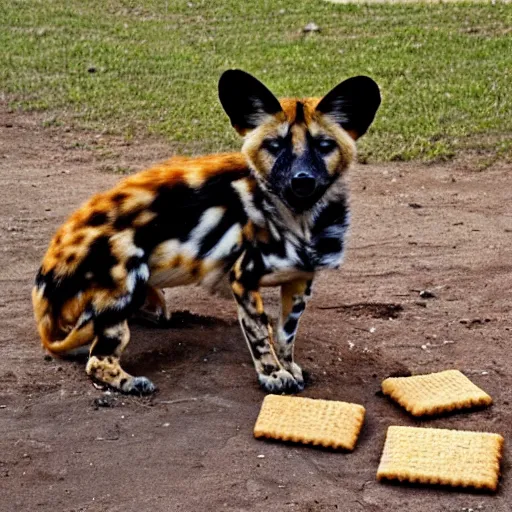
left=284, top=362, right=304, bottom=386
left=258, top=369, right=304, bottom=394
left=121, top=376, right=156, bottom=395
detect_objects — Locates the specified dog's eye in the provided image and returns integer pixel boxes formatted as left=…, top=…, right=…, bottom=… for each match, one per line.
left=263, top=138, right=283, bottom=155
left=315, top=138, right=337, bottom=154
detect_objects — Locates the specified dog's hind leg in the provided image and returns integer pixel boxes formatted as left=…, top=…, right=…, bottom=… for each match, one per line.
left=86, top=319, right=155, bottom=394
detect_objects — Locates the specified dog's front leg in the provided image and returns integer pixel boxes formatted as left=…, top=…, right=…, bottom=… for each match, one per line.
left=275, top=278, right=313, bottom=388
left=230, top=254, right=303, bottom=393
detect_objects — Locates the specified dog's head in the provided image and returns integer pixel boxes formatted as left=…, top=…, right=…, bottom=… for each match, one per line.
left=219, top=70, right=380, bottom=213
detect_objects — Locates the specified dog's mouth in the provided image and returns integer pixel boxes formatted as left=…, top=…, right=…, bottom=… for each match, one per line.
left=282, top=187, right=326, bottom=214
left=265, top=177, right=328, bottom=214
left=259, top=172, right=330, bottom=214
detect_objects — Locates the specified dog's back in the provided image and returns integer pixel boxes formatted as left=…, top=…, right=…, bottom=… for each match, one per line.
left=33, top=154, right=251, bottom=362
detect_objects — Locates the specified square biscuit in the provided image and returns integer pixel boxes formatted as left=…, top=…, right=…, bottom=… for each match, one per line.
left=381, top=369, right=492, bottom=417
left=254, top=395, right=365, bottom=450
left=377, top=426, right=504, bottom=491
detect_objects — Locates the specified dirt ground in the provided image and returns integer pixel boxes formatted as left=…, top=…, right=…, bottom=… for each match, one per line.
left=0, top=104, right=511, bottom=512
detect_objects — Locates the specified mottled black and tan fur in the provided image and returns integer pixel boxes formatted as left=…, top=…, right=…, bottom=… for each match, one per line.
left=33, top=70, right=380, bottom=394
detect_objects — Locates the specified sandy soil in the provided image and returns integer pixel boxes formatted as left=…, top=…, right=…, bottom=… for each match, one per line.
left=0, top=105, right=511, bottom=512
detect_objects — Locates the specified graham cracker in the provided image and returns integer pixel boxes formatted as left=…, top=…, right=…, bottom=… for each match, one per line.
left=381, top=369, right=492, bottom=416
left=254, top=395, right=365, bottom=450
left=377, top=426, right=504, bottom=491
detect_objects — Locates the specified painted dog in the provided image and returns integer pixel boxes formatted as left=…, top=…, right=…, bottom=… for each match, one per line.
left=33, top=70, right=380, bottom=394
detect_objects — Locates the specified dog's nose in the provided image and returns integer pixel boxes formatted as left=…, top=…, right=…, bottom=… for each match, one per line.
left=291, top=171, right=316, bottom=198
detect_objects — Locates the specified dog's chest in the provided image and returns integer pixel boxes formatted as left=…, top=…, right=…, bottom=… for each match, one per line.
left=259, top=209, right=348, bottom=276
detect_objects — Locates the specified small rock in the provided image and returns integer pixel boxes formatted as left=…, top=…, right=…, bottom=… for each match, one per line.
left=303, top=22, right=320, bottom=33
left=43, top=355, right=53, bottom=362
left=87, top=66, right=97, bottom=73
left=408, top=202, right=423, bottom=209
left=162, top=422, right=170, bottom=427
left=257, top=454, right=265, bottom=459
left=419, top=290, right=436, bottom=299
left=93, top=396, right=116, bottom=409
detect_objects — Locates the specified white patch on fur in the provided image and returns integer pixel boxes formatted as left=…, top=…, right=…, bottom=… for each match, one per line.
left=277, top=123, right=289, bottom=138
left=183, top=207, right=225, bottom=257
left=104, top=324, right=125, bottom=338
left=206, top=223, right=242, bottom=261
left=321, top=224, right=347, bottom=239
left=267, top=221, right=281, bottom=241
left=126, top=263, right=149, bottom=292
left=111, top=230, right=143, bottom=258
left=114, top=294, right=132, bottom=310
left=318, top=250, right=344, bottom=268
left=263, top=238, right=305, bottom=272
left=232, top=180, right=266, bottom=226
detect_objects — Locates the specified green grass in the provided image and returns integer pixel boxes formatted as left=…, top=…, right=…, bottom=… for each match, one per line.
left=1, top=0, right=511, bottom=162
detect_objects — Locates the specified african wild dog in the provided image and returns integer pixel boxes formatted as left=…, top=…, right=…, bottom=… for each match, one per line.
left=32, top=70, right=381, bottom=395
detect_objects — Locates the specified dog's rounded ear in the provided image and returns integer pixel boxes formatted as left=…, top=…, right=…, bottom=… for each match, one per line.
left=218, top=69, right=283, bottom=135
left=316, top=76, right=381, bottom=140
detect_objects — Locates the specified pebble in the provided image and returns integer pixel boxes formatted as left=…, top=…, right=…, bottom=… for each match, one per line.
left=93, top=396, right=116, bottom=409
